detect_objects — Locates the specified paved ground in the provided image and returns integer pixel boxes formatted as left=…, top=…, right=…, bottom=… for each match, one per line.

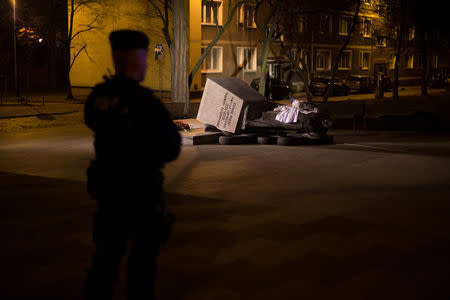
left=1, top=124, right=450, bottom=299
left=2, top=85, right=448, bottom=105
left=1, top=85, right=449, bottom=134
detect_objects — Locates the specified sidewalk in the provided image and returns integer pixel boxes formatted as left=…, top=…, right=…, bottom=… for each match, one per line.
left=1, top=86, right=449, bottom=131
left=0, top=102, right=82, bottom=119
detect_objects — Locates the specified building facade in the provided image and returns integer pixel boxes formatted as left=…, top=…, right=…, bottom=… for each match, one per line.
left=69, top=0, right=447, bottom=96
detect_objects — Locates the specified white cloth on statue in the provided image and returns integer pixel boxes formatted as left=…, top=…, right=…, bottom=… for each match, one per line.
left=292, top=99, right=318, bottom=114
left=275, top=105, right=300, bottom=123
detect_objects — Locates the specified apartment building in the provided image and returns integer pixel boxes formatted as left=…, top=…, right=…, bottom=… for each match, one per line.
left=69, top=0, right=446, bottom=94
left=190, top=0, right=262, bottom=91
left=196, top=0, right=444, bottom=90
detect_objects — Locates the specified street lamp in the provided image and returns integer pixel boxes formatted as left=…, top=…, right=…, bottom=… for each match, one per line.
left=12, top=0, right=19, bottom=98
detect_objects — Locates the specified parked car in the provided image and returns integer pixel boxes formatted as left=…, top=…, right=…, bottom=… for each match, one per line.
left=373, top=63, right=392, bottom=91
left=383, top=75, right=393, bottom=91
left=347, top=75, right=375, bottom=93
left=250, top=77, right=293, bottom=100
left=309, top=77, right=350, bottom=96
left=427, top=71, right=447, bottom=88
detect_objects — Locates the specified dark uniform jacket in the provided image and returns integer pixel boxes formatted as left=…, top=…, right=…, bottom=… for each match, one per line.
left=84, top=75, right=181, bottom=201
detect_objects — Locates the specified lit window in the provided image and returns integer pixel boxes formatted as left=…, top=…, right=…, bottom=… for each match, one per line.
left=407, top=53, right=414, bottom=69
left=269, top=64, right=280, bottom=79
left=362, top=19, right=371, bottom=37
left=300, top=49, right=308, bottom=69
left=389, top=54, right=396, bottom=69
left=238, top=3, right=256, bottom=28
left=299, top=16, right=305, bottom=32
left=378, top=4, right=386, bottom=16
left=339, top=16, right=350, bottom=35
left=376, top=35, right=386, bottom=47
left=238, top=4, right=244, bottom=24
left=246, top=5, right=256, bottom=28
left=202, top=47, right=223, bottom=73
left=319, top=15, right=332, bottom=33
left=432, top=55, right=439, bottom=69
left=237, top=47, right=257, bottom=71
left=360, top=51, right=370, bottom=69
left=416, top=54, right=423, bottom=70
left=292, top=49, right=308, bottom=70
left=316, top=49, right=331, bottom=70
left=339, top=50, right=352, bottom=70
left=289, top=48, right=297, bottom=62
left=408, top=26, right=415, bottom=41
left=202, top=0, right=223, bottom=25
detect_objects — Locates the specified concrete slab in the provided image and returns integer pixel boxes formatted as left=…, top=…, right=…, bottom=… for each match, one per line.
left=175, top=119, right=221, bottom=145
left=196, top=77, right=269, bottom=133
left=174, top=118, right=206, bottom=129
left=180, top=130, right=221, bottom=145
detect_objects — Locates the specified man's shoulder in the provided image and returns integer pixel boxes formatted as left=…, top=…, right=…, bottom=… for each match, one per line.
left=88, top=81, right=114, bottom=97
left=136, top=84, right=157, bottom=98
left=136, top=86, right=166, bottom=108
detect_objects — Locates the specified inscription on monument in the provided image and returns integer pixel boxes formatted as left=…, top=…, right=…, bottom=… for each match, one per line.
left=216, top=92, right=237, bottom=129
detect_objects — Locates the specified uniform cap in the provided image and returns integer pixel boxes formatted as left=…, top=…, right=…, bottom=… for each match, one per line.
left=109, top=30, right=149, bottom=51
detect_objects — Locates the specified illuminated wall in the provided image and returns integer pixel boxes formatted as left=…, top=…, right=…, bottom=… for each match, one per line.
left=189, top=0, right=202, bottom=91
left=69, top=0, right=172, bottom=91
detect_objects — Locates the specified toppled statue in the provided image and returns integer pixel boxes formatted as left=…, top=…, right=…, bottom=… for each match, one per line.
left=245, top=98, right=332, bottom=138
left=274, top=99, right=318, bottom=123
left=196, top=77, right=333, bottom=145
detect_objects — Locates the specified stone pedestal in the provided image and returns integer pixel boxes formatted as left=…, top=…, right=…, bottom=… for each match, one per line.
left=196, top=77, right=269, bottom=133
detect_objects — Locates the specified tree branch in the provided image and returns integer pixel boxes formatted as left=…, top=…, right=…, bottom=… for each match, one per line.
left=189, top=0, right=245, bottom=87
left=322, top=0, right=361, bottom=103
left=70, top=45, right=86, bottom=70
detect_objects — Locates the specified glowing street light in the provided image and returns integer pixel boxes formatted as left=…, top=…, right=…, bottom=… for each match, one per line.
left=12, top=0, right=19, bottom=97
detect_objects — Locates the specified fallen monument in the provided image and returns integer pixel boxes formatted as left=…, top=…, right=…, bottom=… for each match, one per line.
left=196, top=77, right=273, bottom=134
left=196, top=77, right=333, bottom=145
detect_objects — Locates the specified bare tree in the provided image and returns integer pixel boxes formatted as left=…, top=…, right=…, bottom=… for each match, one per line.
left=171, top=0, right=189, bottom=113
left=253, top=0, right=283, bottom=96
left=67, top=0, right=106, bottom=99
left=189, top=0, right=244, bottom=88
left=145, top=0, right=172, bottom=48
left=384, top=0, right=407, bottom=102
left=144, top=0, right=243, bottom=115
left=322, top=0, right=361, bottom=103
left=279, top=2, right=314, bottom=102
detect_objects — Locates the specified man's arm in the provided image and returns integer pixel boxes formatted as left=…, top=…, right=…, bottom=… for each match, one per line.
left=84, top=90, right=96, bottom=130
left=157, top=101, right=182, bottom=163
left=146, top=95, right=181, bottom=164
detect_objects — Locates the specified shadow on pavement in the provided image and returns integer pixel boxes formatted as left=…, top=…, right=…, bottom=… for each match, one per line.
left=1, top=171, right=450, bottom=299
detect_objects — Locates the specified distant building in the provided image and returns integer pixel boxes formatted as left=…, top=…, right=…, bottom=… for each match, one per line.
left=70, top=0, right=448, bottom=97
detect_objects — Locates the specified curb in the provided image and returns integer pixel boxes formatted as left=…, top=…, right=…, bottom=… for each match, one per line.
left=0, top=110, right=80, bottom=120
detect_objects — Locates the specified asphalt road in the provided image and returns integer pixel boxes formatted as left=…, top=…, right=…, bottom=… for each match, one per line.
left=294, top=85, right=449, bottom=101
left=1, top=125, right=450, bottom=299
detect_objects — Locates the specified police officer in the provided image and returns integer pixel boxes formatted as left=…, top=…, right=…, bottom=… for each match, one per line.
left=84, top=30, right=181, bottom=300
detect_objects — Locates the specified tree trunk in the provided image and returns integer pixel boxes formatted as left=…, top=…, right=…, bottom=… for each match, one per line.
left=322, top=0, right=361, bottom=103
left=421, top=31, right=428, bottom=96
left=67, top=78, right=74, bottom=99
left=255, top=0, right=282, bottom=98
left=258, top=39, right=271, bottom=97
left=66, top=0, right=75, bottom=100
left=171, top=0, right=190, bottom=115
left=47, top=0, right=57, bottom=89
left=189, top=0, right=243, bottom=88
left=393, top=53, right=400, bottom=102
left=393, top=0, right=407, bottom=102
left=281, top=41, right=312, bottom=103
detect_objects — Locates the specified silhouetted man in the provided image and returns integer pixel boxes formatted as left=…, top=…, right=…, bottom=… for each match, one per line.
left=84, top=30, right=181, bottom=300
